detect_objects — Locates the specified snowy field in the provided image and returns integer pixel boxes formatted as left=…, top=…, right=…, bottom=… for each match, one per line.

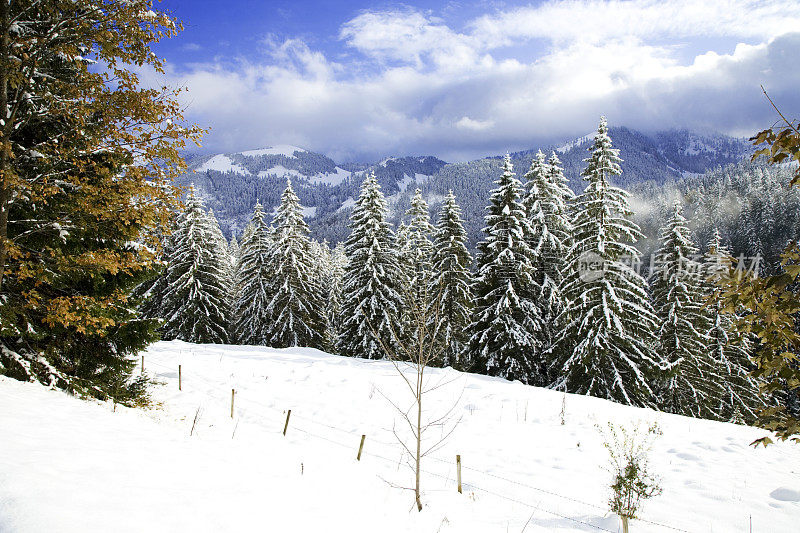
left=1, top=340, right=798, bottom=532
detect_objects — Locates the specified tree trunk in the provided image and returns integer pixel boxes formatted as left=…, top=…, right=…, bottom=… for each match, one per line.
left=415, top=366, right=423, bottom=512
left=0, top=161, right=8, bottom=294
left=0, top=0, right=10, bottom=293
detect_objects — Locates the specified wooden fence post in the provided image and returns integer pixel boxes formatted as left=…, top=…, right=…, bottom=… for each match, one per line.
left=357, top=434, right=366, bottom=461
left=178, top=365, right=182, bottom=391
left=283, top=409, right=292, bottom=436
left=230, top=388, right=235, bottom=418
left=456, top=454, right=462, bottom=494
left=141, top=355, right=144, bottom=374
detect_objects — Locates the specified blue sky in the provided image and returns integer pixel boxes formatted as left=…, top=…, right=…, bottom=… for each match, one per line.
left=146, top=0, right=800, bottom=162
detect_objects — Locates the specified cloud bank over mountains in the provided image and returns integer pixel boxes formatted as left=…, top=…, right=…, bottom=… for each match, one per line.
left=154, top=0, right=800, bottom=162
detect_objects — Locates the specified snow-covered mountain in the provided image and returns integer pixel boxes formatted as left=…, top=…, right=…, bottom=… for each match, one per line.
left=179, top=129, right=752, bottom=246
left=177, top=147, right=447, bottom=241
left=191, top=144, right=353, bottom=186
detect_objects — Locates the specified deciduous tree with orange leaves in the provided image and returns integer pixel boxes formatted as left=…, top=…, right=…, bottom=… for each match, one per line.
left=716, top=89, right=800, bottom=445
left=0, top=0, right=202, bottom=404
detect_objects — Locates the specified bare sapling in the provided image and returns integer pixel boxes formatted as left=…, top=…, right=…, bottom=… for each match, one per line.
left=598, top=421, right=662, bottom=533
left=367, top=282, right=463, bottom=512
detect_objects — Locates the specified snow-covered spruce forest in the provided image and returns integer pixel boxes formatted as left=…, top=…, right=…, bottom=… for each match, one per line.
left=141, top=119, right=773, bottom=422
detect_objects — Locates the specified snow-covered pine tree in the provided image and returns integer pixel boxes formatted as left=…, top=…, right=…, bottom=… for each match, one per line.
left=403, top=189, right=435, bottom=291
left=263, top=180, right=326, bottom=348
left=232, top=201, right=273, bottom=345
left=207, top=208, right=235, bottom=306
left=398, top=189, right=435, bottom=351
left=552, top=118, right=661, bottom=406
left=651, top=202, right=721, bottom=419
left=338, top=172, right=405, bottom=359
left=325, top=243, right=348, bottom=353
left=428, top=191, right=473, bottom=369
left=160, top=187, right=231, bottom=343
left=228, top=234, right=240, bottom=264
left=467, top=154, right=542, bottom=383
left=207, top=209, right=226, bottom=250
left=137, top=230, right=172, bottom=323
left=396, top=221, right=412, bottom=288
left=704, top=229, right=767, bottom=422
left=522, top=150, right=574, bottom=362
left=308, top=239, right=335, bottom=351
left=308, top=239, right=332, bottom=298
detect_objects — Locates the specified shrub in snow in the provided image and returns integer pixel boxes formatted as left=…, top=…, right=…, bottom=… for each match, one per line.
left=600, top=421, right=662, bottom=532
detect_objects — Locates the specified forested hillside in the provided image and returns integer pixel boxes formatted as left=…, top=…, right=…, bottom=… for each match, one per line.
left=630, top=161, right=800, bottom=271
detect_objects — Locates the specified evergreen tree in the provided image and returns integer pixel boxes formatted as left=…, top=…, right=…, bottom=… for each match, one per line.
left=338, top=172, right=404, bottom=359
left=232, top=201, right=273, bottom=345
left=522, top=150, right=574, bottom=359
left=137, top=230, right=173, bottom=325
left=263, top=180, right=326, bottom=348
left=396, top=221, right=413, bottom=291
left=160, top=187, right=231, bottom=343
left=468, top=154, right=542, bottom=383
left=0, top=1, right=198, bottom=403
left=207, top=208, right=235, bottom=304
left=309, top=238, right=335, bottom=351
left=398, top=189, right=435, bottom=350
left=651, top=202, right=720, bottom=418
left=403, top=189, right=435, bottom=293
left=552, top=118, right=661, bottom=406
left=325, top=243, right=348, bottom=353
left=228, top=234, right=240, bottom=264
left=428, top=191, right=473, bottom=369
left=704, top=230, right=767, bottom=422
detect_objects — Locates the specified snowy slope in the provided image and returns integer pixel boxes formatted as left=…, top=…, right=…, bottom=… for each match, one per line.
left=556, top=132, right=596, bottom=154
left=197, top=154, right=248, bottom=174
left=192, top=145, right=354, bottom=184
left=240, top=145, right=306, bottom=158
left=2, top=341, right=797, bottom=533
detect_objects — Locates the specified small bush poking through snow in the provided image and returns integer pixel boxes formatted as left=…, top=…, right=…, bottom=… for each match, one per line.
left=599, top=421, right=663, bottom=529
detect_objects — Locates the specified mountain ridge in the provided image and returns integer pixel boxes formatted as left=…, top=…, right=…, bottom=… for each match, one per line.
left=176, top=128, right=753, bottom=245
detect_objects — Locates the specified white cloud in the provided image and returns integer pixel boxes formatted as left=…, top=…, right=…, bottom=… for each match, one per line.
left=340, top=9, right=481, bottom=71
left=159, top=1, right=800, bottom=162
left=469, top=0, right=800, bottom=46
left=456, top=116, right=494, bottom=131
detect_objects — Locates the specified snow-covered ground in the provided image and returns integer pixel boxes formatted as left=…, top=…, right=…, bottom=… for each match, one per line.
left=1, top=341, right=798, bottom=532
